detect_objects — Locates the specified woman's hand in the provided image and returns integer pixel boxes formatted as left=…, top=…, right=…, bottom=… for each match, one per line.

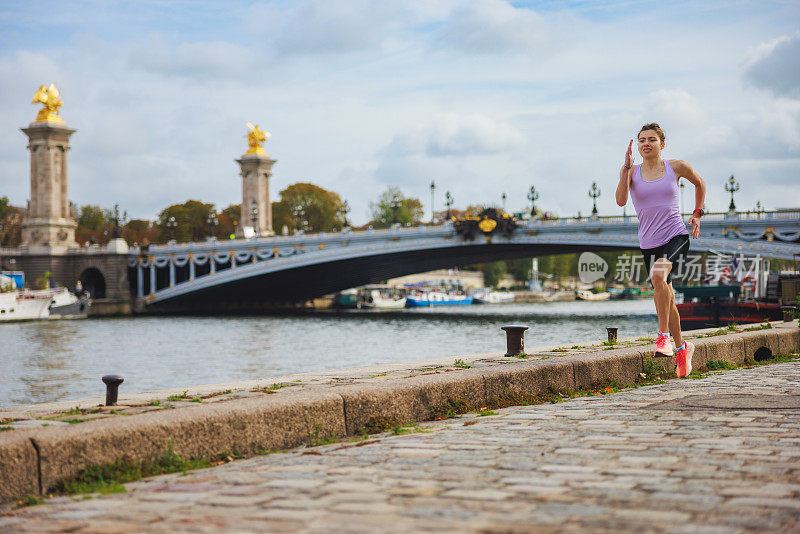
left=688, top=214, right=701, bottom=238
left=624, top=139, right=634, bottom=169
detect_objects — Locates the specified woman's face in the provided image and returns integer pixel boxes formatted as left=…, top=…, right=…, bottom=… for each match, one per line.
left=638, top=129, right=664, bottom=158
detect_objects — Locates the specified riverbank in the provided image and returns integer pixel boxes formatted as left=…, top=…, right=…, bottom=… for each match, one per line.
left=2, top=320, right=797, bottom=505
left=5, top=358, right=800, bottom=531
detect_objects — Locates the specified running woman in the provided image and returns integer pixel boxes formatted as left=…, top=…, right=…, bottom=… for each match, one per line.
left=615, top=123, right=706, bottom=378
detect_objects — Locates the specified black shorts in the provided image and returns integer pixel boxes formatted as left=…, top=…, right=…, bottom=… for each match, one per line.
left=640, top=233, right=690, bottom=285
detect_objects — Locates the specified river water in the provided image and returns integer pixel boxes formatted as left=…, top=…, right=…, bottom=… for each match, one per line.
left=0, top=300, right=658, bottom=408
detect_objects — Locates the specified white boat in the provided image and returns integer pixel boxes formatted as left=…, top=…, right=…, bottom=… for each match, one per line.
left=471, top=288, right=516, bottom=304
left=45, top=287, right=90, bottom=319
left=358, top=285, right=406, bottom=309
left=1, top=273, right=89, bottom=321
left=0, top=290, right=52, bottom=321
left=576, top=289, right=611, bottom=301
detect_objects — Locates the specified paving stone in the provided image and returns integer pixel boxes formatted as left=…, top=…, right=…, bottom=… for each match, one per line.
left=5, top=360, right=800, bottom=532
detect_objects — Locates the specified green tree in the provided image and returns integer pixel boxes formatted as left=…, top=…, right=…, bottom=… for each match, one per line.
left=275, top=183, right=345, bottom=233
left=369, top=187, right=424, bottom=227
left=508, top=258, right=532, bottom=282
left=271, top=201, right=292, bottom=235
left=157, top=200, right=217, bottom=243
left=0, top=196, right=9, bottom=221
left=482, top=261, right=507, bottom=289
left=553, top=253, right=576, bottom=280
left=77, top=205, right=108, bottom=232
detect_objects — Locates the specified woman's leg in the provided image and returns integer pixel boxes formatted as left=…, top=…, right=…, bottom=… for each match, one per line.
left=668, top=282, right=683, bottom=347
left=651, top=258, right=673, bottom=333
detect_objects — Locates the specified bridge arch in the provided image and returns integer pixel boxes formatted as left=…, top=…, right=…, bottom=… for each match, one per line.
left=130, top=211, right=800, bottom=312
left=79, top=267, right=106, bottom=299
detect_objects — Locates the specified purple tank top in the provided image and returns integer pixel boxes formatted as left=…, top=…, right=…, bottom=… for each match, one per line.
left=629, top=159, right=688, bottom=249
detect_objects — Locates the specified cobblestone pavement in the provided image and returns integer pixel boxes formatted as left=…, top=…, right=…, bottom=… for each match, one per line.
left=3, top=362, right=800, bottom=533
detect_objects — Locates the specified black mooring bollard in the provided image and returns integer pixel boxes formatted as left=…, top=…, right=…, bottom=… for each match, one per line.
left=501, top=325, right=529, bottom=357
left=102, top=375, right=124, bottom=406
left=606, top=327, right=618, bottom=344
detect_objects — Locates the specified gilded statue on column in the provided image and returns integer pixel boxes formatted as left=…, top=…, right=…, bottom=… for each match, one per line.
left=31, top=84, right=66, bottom=124
left=245, top=122, right=270, bottom=156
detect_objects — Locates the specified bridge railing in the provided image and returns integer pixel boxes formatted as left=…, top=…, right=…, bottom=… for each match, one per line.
left=130, top=209, right=797, bottom=254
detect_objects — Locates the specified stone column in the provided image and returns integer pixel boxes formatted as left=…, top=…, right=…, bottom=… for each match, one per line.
left=20, top=122, right=78, bottom=253
left=235, top=154, right=276, bottom=238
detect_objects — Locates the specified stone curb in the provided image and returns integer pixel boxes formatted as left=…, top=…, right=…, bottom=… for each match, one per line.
left=1, top=322, right=797, bottom=504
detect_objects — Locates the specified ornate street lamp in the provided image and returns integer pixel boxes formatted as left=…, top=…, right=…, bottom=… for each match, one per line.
left=501, top=192, right=507, bottom=212
left=291, top=204, right=305, bottom=232
left=166, top=215, right=177, bottom=241
left=340, top=200, right=350, bottom=228
left=430, top=180, right=436, bottom=223
left=391, top=194, right=402, bottom=224
left=445, top=191, right=454, bottom=219
left=207, top=212, right=218, bottom=238
left=250, top=200, right=259, bottom=237
left=588, top=182, right=601, bottom=216
left=726, top=175, right=740, bottom=212
left=527, top=185, right=539, bottom=218
left=110, top=204, right=127, bottom=239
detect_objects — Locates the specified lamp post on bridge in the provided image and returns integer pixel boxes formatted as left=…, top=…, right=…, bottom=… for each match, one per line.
left=445, top=191, right=454, bottom=220
left=430, top=180, right=435, bottom=223
left=207, top=212, right=218, bottom=239
left=501, top=192, right=507, bottom=212
left=250, top=200, right=259, bottom=237
left=527, top=185, right=539, bottom=219
left=588, top=182, right=601, bottom=217
left=166, top=215, right=177, bottom=242
left=726, top=175, right=739, bottom=212
left=339, top=200, right=350, bottom=228
left=291, top=204, right=305, bottom=234
left=390, top=194, right=402, bottom=225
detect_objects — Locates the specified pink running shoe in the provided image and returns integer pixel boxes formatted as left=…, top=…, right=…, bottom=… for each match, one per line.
left=675, top=341, right=695, bottom=378
left=655, top=332, right=673, bottom=357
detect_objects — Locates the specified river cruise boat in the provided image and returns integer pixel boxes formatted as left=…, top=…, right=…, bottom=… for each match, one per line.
left=676, top=285, right=783, bottom=330
left=1, top=272, right=90, bottom=322
left=405, top=282, right=473, bottom=307
left=0, top=289, right=52, bottom=321
left=358, top=285, right=407, bottom=309
left=470, top=288, right=515, bottom=304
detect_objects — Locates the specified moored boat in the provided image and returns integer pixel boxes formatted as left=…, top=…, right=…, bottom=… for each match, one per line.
left=0, top=290, right=52, bottom=322
left=406, top=292, right=474, bottom=307
left=358, top=285, right=407, bottom=309
left=470, top=288, right=515, bottom=304
left=576, top=289, right=611, bottom=301
left=333, top=288, right=360, bottom=309
left=676, top=285, right=783, bottom=330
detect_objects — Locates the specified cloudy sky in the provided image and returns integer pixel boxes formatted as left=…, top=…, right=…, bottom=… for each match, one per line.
left=1, top=0, right=798, bottom=224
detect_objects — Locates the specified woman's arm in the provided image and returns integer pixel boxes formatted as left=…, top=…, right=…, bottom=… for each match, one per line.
left=672, top=159, right=706, bottom=238
left=615, top=140, right=634, bottom=206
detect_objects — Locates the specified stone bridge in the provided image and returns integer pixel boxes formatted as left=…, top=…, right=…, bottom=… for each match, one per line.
left=130, top=210, right=800, bottom=311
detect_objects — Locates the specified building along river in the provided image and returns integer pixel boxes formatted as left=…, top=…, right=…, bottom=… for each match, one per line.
left=1, top=299, right=658, bottom=408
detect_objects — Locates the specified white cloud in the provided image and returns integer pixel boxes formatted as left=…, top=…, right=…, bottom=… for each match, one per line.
left=385, top=113, right=525, bottom=158
left=743, top=32, right=800, bottom=98
left=129, top=34, right=255, bottom=78
left=434, top=0, right=547, bottom=55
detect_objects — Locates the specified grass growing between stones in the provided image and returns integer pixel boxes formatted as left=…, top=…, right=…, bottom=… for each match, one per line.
left=166, top=391, right=190, bottom=401
left=52, top=444, right=213, bottom=497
